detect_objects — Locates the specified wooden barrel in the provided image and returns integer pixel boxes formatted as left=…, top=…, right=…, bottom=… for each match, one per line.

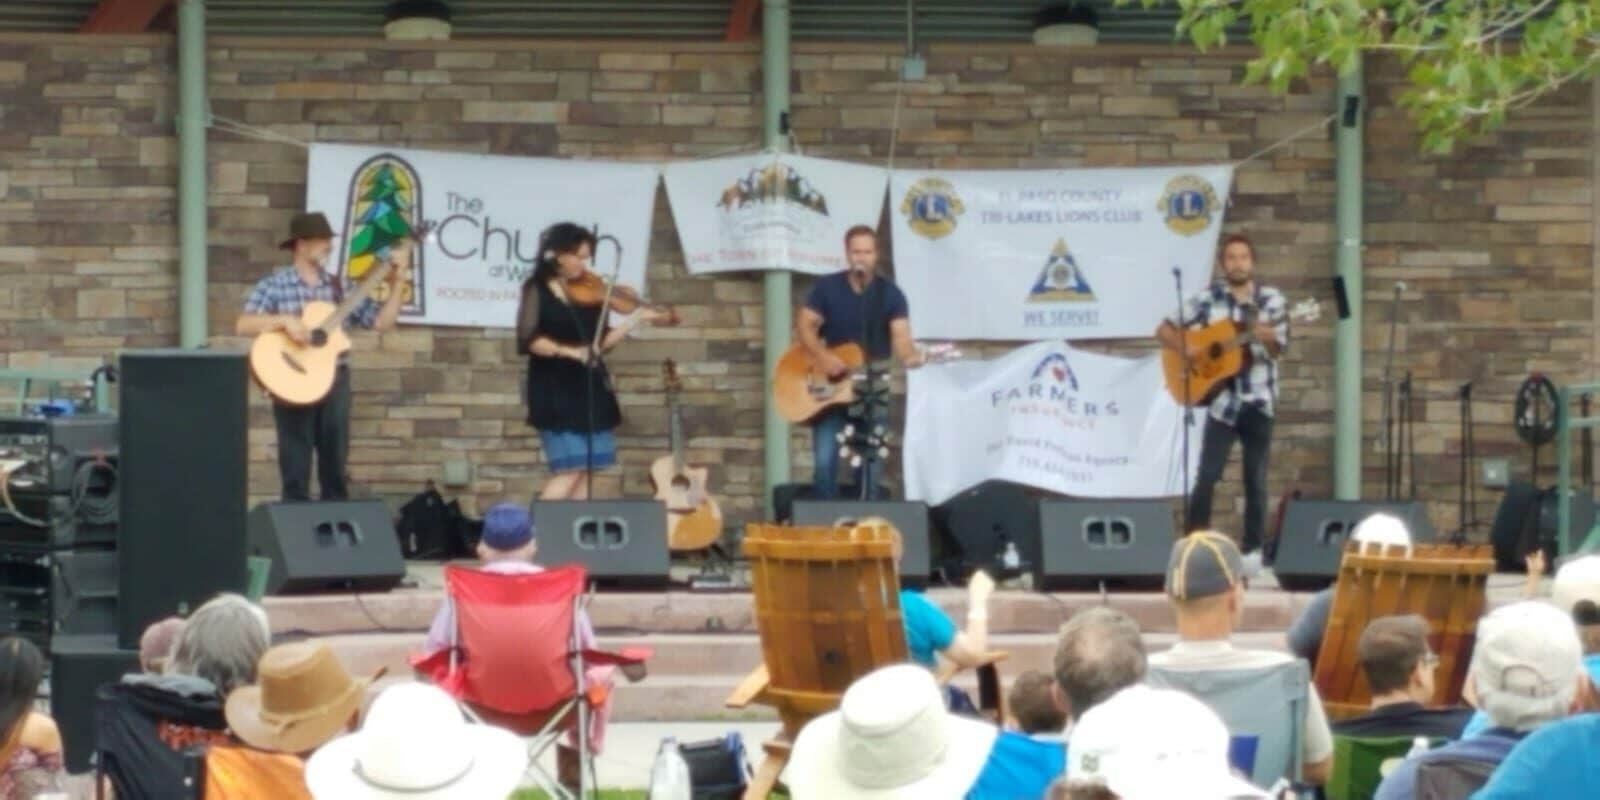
left=743, top=521, right=910, bottom=734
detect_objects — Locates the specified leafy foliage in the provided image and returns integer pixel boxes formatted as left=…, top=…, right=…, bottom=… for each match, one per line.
left=1120, top=0, right=1599, bottom=152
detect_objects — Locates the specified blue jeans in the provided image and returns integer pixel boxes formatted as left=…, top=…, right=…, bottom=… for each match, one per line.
left=812, top=405, right=886, bottom=499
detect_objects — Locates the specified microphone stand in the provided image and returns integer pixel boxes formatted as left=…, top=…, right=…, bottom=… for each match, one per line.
left=1380, top=282, right=1405, bottom=500
left=850, top=266, right=889, bottom=501
left=1172, top=267, right=1193, bottom=528
left=1453, top=380, right=1476, bottom=546
left=583, top=234, right=625, bottom=499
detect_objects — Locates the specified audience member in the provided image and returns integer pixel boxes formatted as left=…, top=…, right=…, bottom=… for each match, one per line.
left=211, top=642, right=378, bottom=799
left=853, top=518, right=995, bottom=673
left=1007, top=670, right=1067, bottom=738
left=787, top=663, right=1064, bottom=799
left=1061, top=685, right=1267, bottom=799
left=0, top=638, right=63, bottom=799
left=1330, top=615, right=1471, bottom=739
left=138, top=616, right=184, bottom=673
left=1286, top=513, right=1412, bottom=665
left=1473, top=712, right=1600, bottom=799
left=1374, top=601, right=1587, bottom=800
left=421, top=502, right=621, bottom=786
left=99, top=593, right=273, bottom=799
left=1051, top=606, right=1147, bottom=732
left=1151, top=531, right=1334, bottom=785
left=305, top=682, right=526, bottom=800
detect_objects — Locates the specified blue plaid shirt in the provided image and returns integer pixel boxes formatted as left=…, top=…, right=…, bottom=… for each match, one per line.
left=242, top=266, right=380, bottom=330
left=1174, top=281, right=1289, bottom=425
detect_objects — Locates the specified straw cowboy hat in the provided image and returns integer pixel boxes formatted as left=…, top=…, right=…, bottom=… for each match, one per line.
left=304, top=682, right=526, bottom=800
left=786, top=664, right=998, bottom=799
left=225, top=642, right=377, bottom=755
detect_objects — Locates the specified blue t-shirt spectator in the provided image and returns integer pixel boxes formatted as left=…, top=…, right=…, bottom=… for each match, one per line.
left=1458, top=653, right=1600, bottom=738
left=967, top=730, right=1066, bottom=800
left=900, top=590, right=957, bottom=668
left=1373, top=727, right=1525, bottom=800
left=1473, top=713, right=1600, bottom=799
left=804, top=272, right=910, bottom=360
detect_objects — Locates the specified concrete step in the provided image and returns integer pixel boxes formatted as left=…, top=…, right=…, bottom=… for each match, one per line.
left=320, top=630, right=1292, bottom=722
left=264, top=587, right=1314, bottom=638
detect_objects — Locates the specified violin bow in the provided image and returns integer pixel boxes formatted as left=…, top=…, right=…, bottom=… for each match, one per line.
left=589, top=231, right=625, bottom=357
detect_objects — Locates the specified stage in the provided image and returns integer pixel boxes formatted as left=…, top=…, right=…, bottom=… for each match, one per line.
left=262, top=563, right=1538, bottom=723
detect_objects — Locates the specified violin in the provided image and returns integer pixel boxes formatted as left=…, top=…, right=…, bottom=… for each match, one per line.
left=564, top=270, right=680, bottom=325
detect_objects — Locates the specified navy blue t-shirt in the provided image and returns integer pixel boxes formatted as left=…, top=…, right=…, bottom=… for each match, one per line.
left=804, top=271, right=910, bottom=360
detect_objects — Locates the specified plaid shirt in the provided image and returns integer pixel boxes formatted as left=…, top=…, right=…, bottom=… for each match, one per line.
left=242, top=266, right=380, bottom=330
left=1175, top=281, right=1290, bottom=424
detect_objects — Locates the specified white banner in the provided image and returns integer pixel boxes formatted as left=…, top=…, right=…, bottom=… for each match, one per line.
left=662, top=152, right=887, bottom=275
left=904, top=341, right=1199, bottom=505
left=306, top=144, right=659, bottom=328
left=890, top=165, right=1234, bottom=340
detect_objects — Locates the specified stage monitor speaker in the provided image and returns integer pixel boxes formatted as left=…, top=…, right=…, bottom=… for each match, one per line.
left=532, top=500, right=669, bottom=588
left=1038, top=500, right=1174, bottom=590
left=771, top=483, right=889, bottom=523
left=118, top=350, right=249, bottom=648
left=1274, top=499, right=1436, bottom=591
left=50, top=634, right=139, bottom=773
left=931, top=481, right=1042, bottom=580
left=247, top=500, right=405, bottom=594
left=792, top=500, right=931, bottom=587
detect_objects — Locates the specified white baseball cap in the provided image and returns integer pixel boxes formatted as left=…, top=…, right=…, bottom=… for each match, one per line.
left=1470, top=601, right=1584, bottom=732
left=1067, top=685, right=1266, bottom=800
left=786, top=664, right=998, bottom=799
left=1553, top=555, right=1600, bottom=618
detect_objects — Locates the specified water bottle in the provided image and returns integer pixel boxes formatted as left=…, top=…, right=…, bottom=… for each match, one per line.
left=648, top=736, right=692, bottom=800
left=1406, top=736, right=1430, bottom=758
left=1001, top=541, right=1021, bottom=570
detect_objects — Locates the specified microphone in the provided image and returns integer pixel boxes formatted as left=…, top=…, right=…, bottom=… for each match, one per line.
left=1172, top=266, right=1181, bottom=277
left=1394, top=281, right=1408, bottom=292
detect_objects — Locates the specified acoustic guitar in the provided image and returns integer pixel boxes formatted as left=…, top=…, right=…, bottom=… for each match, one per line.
left=248, top=252, right=405, bottom=406
left=773, top=341, right=962, bottom=424
left=650, top=360, right=723, bottom=552
left=1161, top=297, right=1321, bottom=406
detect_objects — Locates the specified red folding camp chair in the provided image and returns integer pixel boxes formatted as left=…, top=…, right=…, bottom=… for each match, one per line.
left=412, top=564, right=649, bottom=799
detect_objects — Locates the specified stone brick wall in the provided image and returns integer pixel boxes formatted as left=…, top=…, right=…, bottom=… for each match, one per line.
left=0, top=33, right=1591, bottom=542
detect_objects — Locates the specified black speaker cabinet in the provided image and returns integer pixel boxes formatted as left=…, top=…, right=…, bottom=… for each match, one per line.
left=118, top=350, right=249, bottom=648
left=532, top=500, right=669, bottom=588
left=50, top=634, right=139, bottom=773
left=771, top=483, right=890, bottom=523
left=792, top=500, right=932, bottom=587
left=1038, top=500, right=1175, bottom=590
left=931, top=481, right=1042, bottom=579
left=1274, top=499, right=1436, bottom=591
left=247, top=500, right=405, bottom=594
left=0, top=547, right=118, bottom=650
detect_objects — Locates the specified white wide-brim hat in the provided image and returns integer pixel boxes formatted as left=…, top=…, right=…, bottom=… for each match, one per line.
left=304, top=683, right=527, bottom=800
left=785, top=664, right=998, bottom=800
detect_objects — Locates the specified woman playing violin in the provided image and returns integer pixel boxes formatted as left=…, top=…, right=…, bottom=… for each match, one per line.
left=515, top=222, right=671, bottom=500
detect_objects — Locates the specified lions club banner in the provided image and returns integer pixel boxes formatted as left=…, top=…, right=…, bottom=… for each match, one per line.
left=306, top=144, right=659, bottom=328
left=890, top=165, right=1234, bottom=341
left=661, top=152, right=887, bottom=275
left=904, top=341, right=1199, bottom=505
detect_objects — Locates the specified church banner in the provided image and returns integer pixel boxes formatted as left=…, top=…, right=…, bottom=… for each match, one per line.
left=889, top=165, right=1234, bottom=341
left=903, top=341, right=1200, bottom=505
left=305, top=143, right=659, bottom=328
left=661, top=152, right=888, bottom=275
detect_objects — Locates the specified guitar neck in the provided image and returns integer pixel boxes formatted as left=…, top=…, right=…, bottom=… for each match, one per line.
left=668, top=397, right=685, bottom=472
left=319, top=260, right=393, bottom=331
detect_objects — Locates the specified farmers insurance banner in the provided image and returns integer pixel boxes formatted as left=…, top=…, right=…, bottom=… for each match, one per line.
left=904, top=341, right=1199, bottom=505
left=890, top=165, right=1234, bottom=340
left=662, top=152, right=887, bottom=275
left=306, top=143, right=658, bottom=328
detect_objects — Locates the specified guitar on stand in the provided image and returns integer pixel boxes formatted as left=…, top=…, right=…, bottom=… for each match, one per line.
left=1161, top=297, right=1321, bottom=406
left=651, top=360, right=723, bottom=552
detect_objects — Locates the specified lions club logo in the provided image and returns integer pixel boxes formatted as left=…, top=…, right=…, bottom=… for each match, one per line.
left=1157, top=174, right=1221, bottom=237
left=1030, top=353, right=1079, bottom=391
left=900, top=177, right=964, bottom=240
left=1027, top=239, right=1095, bottom=303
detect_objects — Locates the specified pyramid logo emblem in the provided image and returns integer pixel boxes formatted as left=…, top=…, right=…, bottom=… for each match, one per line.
left=1027, top=238, right=1094, bottom=303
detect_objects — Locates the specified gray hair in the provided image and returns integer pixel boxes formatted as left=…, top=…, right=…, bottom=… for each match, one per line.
left=165, top=593, right=271, bottom=697
left=1053, top=606, right=1147, bottom=719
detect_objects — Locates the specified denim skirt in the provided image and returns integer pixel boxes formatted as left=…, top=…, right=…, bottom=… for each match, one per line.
left=538, top=428, right=617, bottom=473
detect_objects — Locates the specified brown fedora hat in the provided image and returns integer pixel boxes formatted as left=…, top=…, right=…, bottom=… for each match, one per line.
left=225, top=642, right=378, bottom=754
left=279, top=211, right=338, bottom=250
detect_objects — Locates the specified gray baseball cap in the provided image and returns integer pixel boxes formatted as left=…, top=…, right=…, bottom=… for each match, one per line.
left=1166, top=531, right=1244, bottom=600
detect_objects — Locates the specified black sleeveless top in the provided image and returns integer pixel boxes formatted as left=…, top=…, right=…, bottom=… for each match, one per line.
left=517, top=280, right=621, bottom=432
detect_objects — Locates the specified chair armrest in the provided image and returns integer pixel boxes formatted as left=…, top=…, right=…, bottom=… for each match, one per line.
left=576, top=645, right=653, bottom=667
left=726, top=664, right=771, bottom=709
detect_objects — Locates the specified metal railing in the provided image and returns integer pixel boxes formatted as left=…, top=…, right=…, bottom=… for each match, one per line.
left=0, top=367, right=112, bottom=416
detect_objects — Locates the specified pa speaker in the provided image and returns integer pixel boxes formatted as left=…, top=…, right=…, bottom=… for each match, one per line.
left=247, top=500, right=405, bottom=594
left=532, top=500, right=669, bottom=588
left=931, top=481, right=1042, bottom=580
left=771, top=483, right=889, bottom=523
left=1274, top=499, right=1435, bottom=591
left=50, top=634, right=139, bottom=773
left=792, top=500, right=932, bottom=587
left=1038, top=500, right=1175, bottom=590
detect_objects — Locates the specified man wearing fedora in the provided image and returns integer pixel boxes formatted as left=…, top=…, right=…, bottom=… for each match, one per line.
left=236, top=212, right=409, bottom=501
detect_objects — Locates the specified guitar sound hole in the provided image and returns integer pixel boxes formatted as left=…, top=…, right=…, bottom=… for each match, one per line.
left=1208, top=343, right=1223, bottom=358
left=310, top=329, right=328, bottom=347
